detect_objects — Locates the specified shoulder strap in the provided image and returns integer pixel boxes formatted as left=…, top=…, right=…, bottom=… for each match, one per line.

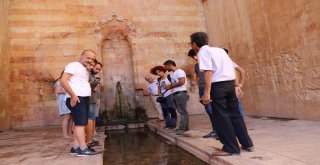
left=157, top=76, right=170, bottom=95
left=167, top=74, right=172, bottom=84
left=157, top=77, right=163, bottom=94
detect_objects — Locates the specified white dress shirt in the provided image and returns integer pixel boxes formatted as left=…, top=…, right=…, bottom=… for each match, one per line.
left=198, top=45, right=236, bottom=82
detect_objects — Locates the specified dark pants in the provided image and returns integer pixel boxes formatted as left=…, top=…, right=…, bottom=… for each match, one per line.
left=160, top=95, right=177, bottom=127
left=66, top=96, right=89, bottom=126
left=199, top=88, right=215, bottom=131
left=210, top=81, right=253, bottom=153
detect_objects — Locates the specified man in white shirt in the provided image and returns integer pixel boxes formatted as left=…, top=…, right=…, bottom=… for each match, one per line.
left=61, top=50, right=99, bottom=156
left=145, top=75, right=164, bottom=120
left=190, top=32, right=253, bottom=156
left=223, top=48, right=246, bottom=117
left=163, top=60, right=190, bottom=135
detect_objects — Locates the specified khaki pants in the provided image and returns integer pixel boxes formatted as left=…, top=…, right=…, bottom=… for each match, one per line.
left=151, top=95, right=163, bottom=120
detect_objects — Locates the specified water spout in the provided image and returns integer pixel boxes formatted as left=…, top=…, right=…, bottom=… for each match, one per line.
left=110, top=81, right=134, bottom=122
left=102, top=81, right=148, bottom=126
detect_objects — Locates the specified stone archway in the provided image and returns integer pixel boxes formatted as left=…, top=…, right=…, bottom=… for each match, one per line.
left=95, top=14, right=137, bottom=121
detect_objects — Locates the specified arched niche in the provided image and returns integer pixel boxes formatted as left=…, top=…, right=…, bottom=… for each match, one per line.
left=95, top=14, right=137, bottom=120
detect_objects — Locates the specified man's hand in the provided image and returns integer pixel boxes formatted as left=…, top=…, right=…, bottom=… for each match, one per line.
left=70, top=95, right=80, bottom=107
left=165, top=85, right=172, bottom=90
left=200, top=93, right=212, bottom=105
left=235, top=87, right=244, bottom=98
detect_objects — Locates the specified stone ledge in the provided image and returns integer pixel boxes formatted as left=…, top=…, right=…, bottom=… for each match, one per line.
left=147, top=120, right=308, bottom=165
left=104, top=123, right=146, bottom=131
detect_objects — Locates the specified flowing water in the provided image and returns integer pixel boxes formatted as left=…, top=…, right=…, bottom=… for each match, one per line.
left=104, top=128, right=207, bottom=165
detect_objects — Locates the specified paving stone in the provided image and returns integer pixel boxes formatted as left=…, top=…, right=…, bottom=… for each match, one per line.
left=0, top=126, right=104, bottom=165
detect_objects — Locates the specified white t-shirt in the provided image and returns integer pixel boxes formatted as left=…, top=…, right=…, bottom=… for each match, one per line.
left=198, top=45, right=236, bottom=83
left=147, top=80, right=159, bottom=96
left=233, top=62, right=238, bottom=68
left=159, top=78, right=172, bottom=97
left=171, top=69, right=187, bottom=93
left=64, top=62, right=91, bottom=98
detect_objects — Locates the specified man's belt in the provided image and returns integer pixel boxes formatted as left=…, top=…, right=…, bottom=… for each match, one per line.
left=172, top=90, right=187, bottom=96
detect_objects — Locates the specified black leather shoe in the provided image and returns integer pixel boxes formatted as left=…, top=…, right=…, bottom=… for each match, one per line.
left=203, top=131, right=218, bottom=138
left=168, top=126, right=176, bottom=130
left=241, top=145, right=254, bottom=152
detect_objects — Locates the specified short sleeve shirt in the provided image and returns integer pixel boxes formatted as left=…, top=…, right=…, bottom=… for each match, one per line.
left=64, top=62, right=91, bottom=97
left=233, top=62, right=238, bottom=68
left=54, top=80, right=61, bottom=88
left=147, top=80, right=160, bottom=96
left=159, top=78, right=172, bottom=97
left=194, top=63, right=205, bottom=89
left=171, top=69, right=187, bottom=93
left=89, top=73, right=99, bottom=104
left=198, top=45, right=236, bottom=82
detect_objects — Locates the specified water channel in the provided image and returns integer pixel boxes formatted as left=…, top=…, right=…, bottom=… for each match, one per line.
left=104, top=128, right=207, bottom=165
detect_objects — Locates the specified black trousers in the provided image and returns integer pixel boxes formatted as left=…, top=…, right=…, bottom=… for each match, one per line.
left=210, top=81, right=253, bottom=153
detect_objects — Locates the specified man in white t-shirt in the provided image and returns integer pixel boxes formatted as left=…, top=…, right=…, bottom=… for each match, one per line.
left=163, top=60, right=190, bottom=135
left=60, top=50, right=99, bottom=156
left=145, top=75, right=164, bottom=120
left=190, top=32, right=253, bottom=156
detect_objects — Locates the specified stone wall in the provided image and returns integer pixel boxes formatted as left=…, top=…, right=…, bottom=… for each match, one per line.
left=7, top=0, right=208, bottom=128
left=203, top=0, right=320, bottom=119
left=0, top=0, right=10, bottom=131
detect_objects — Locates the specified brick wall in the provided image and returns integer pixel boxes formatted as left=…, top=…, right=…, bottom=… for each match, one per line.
left=203, top=0, right=320, bottom=119
left=0, top=0, right=10, bottom=131
left=7, top=0, right=208, bottom=127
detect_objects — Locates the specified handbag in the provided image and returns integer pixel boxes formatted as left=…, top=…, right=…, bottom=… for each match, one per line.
left=156, top=89, right=169, bottom=103
left=156, top=96, right=166, bottom=103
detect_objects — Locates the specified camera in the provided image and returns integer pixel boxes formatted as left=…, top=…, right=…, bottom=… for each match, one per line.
left=96, top=77, right=101, bottom=84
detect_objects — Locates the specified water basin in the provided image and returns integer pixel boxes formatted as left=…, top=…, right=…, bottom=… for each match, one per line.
left=104, top=128, right=207, bottom=165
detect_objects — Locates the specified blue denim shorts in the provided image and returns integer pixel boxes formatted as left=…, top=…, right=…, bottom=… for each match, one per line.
left=88, top=103, right=96, bottom=119
left=66, top=97, right=89, bottom=126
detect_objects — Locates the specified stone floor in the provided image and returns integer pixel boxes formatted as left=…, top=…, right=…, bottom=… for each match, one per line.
left=147, top=115, right=320, bottom=165
left=0, top=115, right=319, bottom=165
left=0, top=126, right=104, bottom=165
